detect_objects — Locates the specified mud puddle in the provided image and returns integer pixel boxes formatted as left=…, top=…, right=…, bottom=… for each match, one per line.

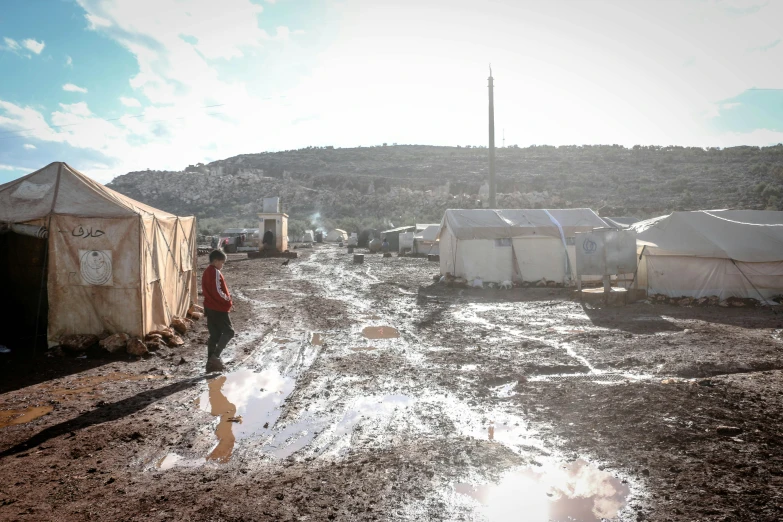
left=362, top=326, right=400, bottom=339
left=453, top=458, right=629, bottom=521
left=0, top=404, right=55, bottom=429
left=202, top=368, right=295, bottom=462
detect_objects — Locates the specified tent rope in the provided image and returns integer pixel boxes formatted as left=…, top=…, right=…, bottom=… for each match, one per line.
left=543, top=209, right=572, bottom=281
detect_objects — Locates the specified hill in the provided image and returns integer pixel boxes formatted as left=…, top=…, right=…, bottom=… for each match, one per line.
left=106, top=144, right=783, bottom=237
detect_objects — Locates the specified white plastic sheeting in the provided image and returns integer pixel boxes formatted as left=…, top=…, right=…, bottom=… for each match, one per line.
left=633, top=210, right=783, bottom=301
left=325, top=229, right=348, bottom=242
left=439, top=208, right=607, bottom=241
left=632, top=210, right=783, bottom=262
left=439, top=208, right=607, bottom=283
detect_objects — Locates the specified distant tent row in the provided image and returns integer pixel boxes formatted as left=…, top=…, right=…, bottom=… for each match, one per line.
left=0, top=162, right=197, bottom=350
left=437, top=207, right=783, bottom=301
left=439, top=208, right=607, bottom=283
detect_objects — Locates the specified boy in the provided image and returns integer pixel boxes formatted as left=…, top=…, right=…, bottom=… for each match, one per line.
left=202, top=249, right=235, bottom=372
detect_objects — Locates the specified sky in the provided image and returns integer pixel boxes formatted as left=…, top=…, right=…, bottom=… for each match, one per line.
left=1, top=0, right=782, bottom=184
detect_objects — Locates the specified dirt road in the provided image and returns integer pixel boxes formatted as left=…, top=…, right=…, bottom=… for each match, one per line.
left=1, top=244, right=782, bottom=521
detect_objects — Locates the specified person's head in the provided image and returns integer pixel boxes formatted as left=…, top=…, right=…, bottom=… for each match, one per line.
left=209, top=249, right=227, bottom=269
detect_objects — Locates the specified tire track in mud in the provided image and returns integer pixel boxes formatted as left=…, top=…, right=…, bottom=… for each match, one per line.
left=153, top=247, right=638, bottom=521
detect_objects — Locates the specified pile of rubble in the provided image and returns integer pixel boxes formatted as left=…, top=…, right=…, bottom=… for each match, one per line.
left=55, top=304, right=204, bottom=357
left=649, top=294, right=760, bottom=307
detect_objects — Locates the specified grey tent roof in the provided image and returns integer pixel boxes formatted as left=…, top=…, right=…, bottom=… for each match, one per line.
left=632, top=210, right=783, bottom=262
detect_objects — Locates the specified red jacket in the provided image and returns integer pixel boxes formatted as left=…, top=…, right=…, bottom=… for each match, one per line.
left=202, top=265, right=233, bottom=312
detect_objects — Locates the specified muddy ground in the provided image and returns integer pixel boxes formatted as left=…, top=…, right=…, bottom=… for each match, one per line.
left=0, top=244, right=782, bottom=521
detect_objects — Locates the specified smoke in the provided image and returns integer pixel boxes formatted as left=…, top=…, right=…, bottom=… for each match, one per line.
left=310, top=212, right=325, bottom=232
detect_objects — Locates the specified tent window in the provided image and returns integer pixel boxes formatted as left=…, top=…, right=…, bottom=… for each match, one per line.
left=494, top=238, right=512, bottom=247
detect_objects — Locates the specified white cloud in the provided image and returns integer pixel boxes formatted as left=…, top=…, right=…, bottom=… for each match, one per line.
left=63, top=83, right=88, bottom=93
left=22, top=38, right=45, bottom=54
left=3, top=37, right=21, bottom=51
left=0, top=0, right=775, bottom=184
left=85, top=13, right=112, bottom=30
left=119, top=96, right=142, bottom=107
left=65, top=55, right=73, bottom=67
left=0, top=164, right=24, bottom=171
left=23, top=143, right=36, bottom=150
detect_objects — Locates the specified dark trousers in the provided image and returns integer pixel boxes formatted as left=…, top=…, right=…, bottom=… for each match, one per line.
left=205, top=307, right=235, bottom=359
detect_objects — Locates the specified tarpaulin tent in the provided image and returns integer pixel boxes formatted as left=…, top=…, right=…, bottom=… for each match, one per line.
left=381, top=225, right=416, bottom=252
left=325, top=229, right=348, bottom=242
left=632, top=210, right=783, bottom=302
left=0, top=162, right=197, bottom=349
left=438, top=208, right=607, bottom=283
left=413, top=224, right=440, bottom=255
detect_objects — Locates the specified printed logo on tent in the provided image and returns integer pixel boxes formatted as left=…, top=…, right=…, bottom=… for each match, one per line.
left=79, top=250, right=113, bottom=286
left=582, top=238, right=597, bottom=254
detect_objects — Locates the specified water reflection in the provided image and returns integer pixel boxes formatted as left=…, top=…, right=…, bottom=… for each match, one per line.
left=362, top=326, right=400, bottom=339
left=456, top=459, right=629, bottom=521
left=200, top=368, right=296, bottom=462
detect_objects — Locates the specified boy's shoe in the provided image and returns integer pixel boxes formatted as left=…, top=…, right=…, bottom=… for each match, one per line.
left=205, top=357, right=225, bottom=372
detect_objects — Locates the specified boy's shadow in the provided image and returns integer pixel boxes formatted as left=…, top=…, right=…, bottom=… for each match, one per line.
left=0, top=375, right=209, bottom=458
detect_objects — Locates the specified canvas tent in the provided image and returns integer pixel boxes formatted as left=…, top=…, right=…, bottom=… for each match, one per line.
left=439, top=208, right=607, bottom=283
left=381, top=225, right=416, bottom=252
left=325, top=229, right=348, bottom=242
left=632, top=210, right=783, bottom=302
left=413, top=224, right=440, bottom=255
left=0, top=162, right=197, bottom=350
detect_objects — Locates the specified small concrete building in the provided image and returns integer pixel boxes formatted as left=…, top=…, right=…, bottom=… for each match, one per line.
left=258, top=212, right=288, bottom=252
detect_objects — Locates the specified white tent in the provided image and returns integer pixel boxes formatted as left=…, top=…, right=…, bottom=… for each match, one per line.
left=0, top=162, right=197, bottom=348
left=413, top=224, right=440, bottom=255
left=439, top=208, right=607, bottom=283
left=325, top=229, right=348, bottom=242
left=632, top=210, right=783, bottom=301
left=302, top=230, right=314, bottom=242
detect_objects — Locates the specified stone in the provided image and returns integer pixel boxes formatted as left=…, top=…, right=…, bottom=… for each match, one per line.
left=677, top=297, right=693, bottom=307
left=126, top=338, right=149, bottom=357
left=61, top=334, right=100, bottom=353
left=188, top=311, right=203, bottom=320
left=166, top=335, right=185, bottom=347
left=145, top=339, right=165, bottom=352
left=171, top=317, right=189, bottom=335
left=144, top=333, right=163, bottom=342
left=99, top=333, right=129, bottom=354
left=188, top=304, right=204, bottom=314
left=150, top=327, right=175, bottom=339
left=536, top=279, right=548, bottom=287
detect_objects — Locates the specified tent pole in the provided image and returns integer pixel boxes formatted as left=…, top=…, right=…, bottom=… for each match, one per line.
left=33, top=214, right=52, bottom=357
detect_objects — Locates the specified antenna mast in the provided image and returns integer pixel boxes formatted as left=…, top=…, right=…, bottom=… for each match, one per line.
left=488, top=65, right=496, bottom=208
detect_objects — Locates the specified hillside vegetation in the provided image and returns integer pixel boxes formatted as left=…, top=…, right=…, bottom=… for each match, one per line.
left=106, top=144, right=783, bottom=237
